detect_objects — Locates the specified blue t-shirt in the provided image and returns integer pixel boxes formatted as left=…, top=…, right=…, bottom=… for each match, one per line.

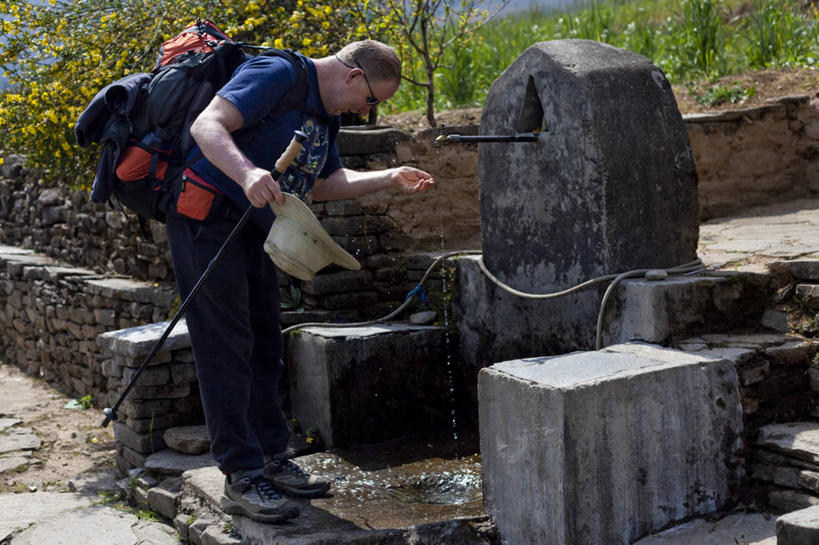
left=189, top=52, right=342, bottom=231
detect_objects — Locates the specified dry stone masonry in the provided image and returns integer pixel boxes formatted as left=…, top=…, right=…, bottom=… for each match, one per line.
left=0, top=245, right=174, bottom=399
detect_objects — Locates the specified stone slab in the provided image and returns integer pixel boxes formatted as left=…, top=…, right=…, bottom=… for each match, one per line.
left=0, top=455, right=30, bottom=474
left=0, top=419, right=21, bottom=432
left=144, top=449, right=217, bottom=476
left=287, top=323, right=449, bottom=447
left=85, top=277, right=174, bottom=306
left=0, top=429, right=40, bottom=454
left=789, top=260, right=819, bottom=281
left=757, top=422, right=819, bottom=464
left=777, top=504, right=819, bottom=545
left=479, top=342, right=741, bottom=545
left=632, top=513, right=775, bottom=544
left=98, top=320, right=190, bottom=358
left=0, top=492, right=94, bottom=541
left=67, top=470, right=120, bottom=495
left=9, top=504, right=179, bottom=545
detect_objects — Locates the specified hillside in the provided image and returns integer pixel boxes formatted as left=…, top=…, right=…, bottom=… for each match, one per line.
left=382, top=67, right=819, bottom=131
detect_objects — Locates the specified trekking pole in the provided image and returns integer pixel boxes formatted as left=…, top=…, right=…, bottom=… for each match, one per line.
left=101, top=130, right=308, bottom=427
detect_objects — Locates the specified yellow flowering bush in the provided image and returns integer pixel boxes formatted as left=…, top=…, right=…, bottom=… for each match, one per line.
left=0, top=0, right=383, bottom=188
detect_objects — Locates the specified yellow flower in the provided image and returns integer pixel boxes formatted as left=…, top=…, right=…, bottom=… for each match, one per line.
left=0, top=158, right=4, bottom=166
left=302, top=37, right=312, bottom=46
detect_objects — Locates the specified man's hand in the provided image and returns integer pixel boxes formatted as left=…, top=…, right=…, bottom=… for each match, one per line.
left=241, top=167, right=285, bottom=207
left=389, top=166, right=435, bottom=194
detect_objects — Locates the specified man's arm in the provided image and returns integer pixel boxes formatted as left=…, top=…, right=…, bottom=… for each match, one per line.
left=189, top=95, right=285, bottom=206
left=311, top=166, right=434, bottom=201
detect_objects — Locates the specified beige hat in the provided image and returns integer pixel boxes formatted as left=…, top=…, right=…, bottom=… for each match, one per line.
left=264, top=193, right=361, bottom=281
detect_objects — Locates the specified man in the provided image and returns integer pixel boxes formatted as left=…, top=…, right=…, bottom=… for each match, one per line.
left=165, top=39, right=434, bottom=523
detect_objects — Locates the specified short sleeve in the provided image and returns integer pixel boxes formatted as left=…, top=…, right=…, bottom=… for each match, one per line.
left=217, top=56, right=295, bottom=128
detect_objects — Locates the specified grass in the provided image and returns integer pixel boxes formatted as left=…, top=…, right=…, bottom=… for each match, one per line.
left=386, top=0, right=819, bottom=116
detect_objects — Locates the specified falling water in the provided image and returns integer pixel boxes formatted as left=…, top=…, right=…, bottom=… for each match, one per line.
left=439, top=214, right=458, bottom=446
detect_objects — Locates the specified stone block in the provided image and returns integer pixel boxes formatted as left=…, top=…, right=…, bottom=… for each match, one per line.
left=163, top=425, right=210, bottom=455
left=84, top=277, right=174, bottom=306
left=336, top=127, right=410, bottom=156
left=777, top=505, right=819, bottom=545
left=301, top=270, right=374, bottom=295
left=796, top=284, right=819, bottom=309
left=479, top=41, right=697, bottom=296
left=119, top=399, right=171, bottom=420
left=147, top=478, right=181, bottom=520
left=762, top=309, right=791, bottom=332
left=98, top=319, right=190, bottom=358
left=767, top=341, right=812, bottom=366
left=170, top=362, right=197, bottom=385
left=769, top=489, right=819, bottom=513
left=479, top=343, right=740, bottom=545
left=320, top=216, right=395, bottom=237
left=286, top=324, right=448, bottom=447
left=113, top=422, right=166, bottom=454
left=758, top=422, right=819, bottom=464
left=122, top=364, right=170, bottom=387
left=790, top=260, right=819, bottom=281
left=605, top=274, right=766, bottom=346
left=752, top=463, right=801, bottom=488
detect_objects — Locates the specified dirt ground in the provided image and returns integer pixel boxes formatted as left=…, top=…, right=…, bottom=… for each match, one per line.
left=381, top=66, right=819, bottom=130
left=1, top=66, right=817, bottom=494
left=0, top=361, right=117, bottom=494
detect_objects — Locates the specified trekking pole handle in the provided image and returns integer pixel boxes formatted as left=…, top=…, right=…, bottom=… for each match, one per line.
left=100, top=130, right=309, bottom=429
left=275, top=130, right=308, bottom=174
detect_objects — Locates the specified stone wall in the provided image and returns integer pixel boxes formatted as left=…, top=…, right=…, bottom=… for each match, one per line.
left=688, top=96, right=819, bottom=221
left=0, top=245, right=174, bottom=399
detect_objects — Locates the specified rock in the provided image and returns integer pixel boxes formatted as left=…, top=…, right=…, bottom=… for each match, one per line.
left=796, top=284, right=819, bottom=309
left=147, top=477, right=181, bottom=520
left=769, top=489, right=819, bottom=513
left=762, top=309, right=791, bottom=332
left=410, top=310, right=437, bottom=325
left=777, top=504, right=819, bottom=545
left=163, top=425, right=210, bottom=455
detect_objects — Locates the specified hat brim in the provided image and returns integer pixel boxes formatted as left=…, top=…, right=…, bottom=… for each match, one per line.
left=268, top=194, right=361, bottom=273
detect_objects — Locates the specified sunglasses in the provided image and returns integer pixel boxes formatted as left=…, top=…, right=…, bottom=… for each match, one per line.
left=335, top=54, right=380, bottom=106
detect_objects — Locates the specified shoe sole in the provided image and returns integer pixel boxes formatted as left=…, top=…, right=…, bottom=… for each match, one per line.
left=269, top=481, right=331, bottom=498
left=219, top=495, right=300, bottom=523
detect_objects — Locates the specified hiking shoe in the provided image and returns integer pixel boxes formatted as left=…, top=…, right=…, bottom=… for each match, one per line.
left=219, top=474, right=300, bottom=523
left=264, top=458, right=331, bottom=498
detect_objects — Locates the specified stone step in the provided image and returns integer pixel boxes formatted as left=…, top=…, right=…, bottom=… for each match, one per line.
left=175, top=447, right=491, bottom=545
left=632, top=512, right=775, bottom=544
left=758, top=422, right=819, bottom=465
left=777, top=504, right=819, bottom=545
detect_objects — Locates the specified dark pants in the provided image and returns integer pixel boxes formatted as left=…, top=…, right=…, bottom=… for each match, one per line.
left=166, top=213, right=288, bottom=473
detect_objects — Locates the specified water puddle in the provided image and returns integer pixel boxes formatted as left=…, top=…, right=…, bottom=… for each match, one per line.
left=296, top=436, right=482, bottom=529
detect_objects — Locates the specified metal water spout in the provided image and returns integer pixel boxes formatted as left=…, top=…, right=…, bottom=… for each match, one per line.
left=434, top=132, right=540, bottom=144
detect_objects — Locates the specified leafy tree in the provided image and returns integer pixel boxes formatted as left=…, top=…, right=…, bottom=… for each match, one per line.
left=0, top=0, right=380, bottom=188
left=377, top=0, right=507, bottom=127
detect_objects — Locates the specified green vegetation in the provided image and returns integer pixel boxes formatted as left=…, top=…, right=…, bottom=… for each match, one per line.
left=387, top=0, right=819, bottom=117
left=1, top=0, right=817, bottom=182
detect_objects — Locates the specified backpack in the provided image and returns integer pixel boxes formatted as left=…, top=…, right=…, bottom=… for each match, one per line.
left=77, top=20, right=309, bottom=223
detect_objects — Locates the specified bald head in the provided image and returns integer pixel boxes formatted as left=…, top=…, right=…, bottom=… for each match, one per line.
left=335, top=40, right=401, bottom=84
